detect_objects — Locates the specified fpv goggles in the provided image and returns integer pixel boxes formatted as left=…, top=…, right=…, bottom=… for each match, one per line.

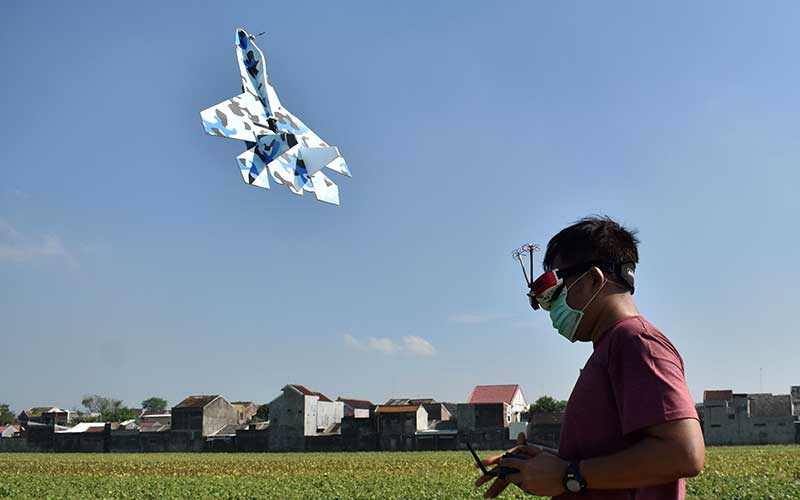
left=527, top=260, right=636, bottom=311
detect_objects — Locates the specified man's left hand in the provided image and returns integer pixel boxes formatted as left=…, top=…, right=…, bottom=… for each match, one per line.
left=494, top=452, right=570, bottom=498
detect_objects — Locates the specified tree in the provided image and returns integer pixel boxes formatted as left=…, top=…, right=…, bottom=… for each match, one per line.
left=141, top=397, right=168, bottom=412
left=80, top=395, right=137, bottom=422
left=529, top=395, right=568, bottom=415
left=0, top=404, right=15, bottom=425
left=255, top=404, right=269, bottom=422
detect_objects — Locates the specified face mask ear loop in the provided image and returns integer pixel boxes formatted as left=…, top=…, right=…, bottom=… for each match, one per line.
left=581, top=270, right=607, bottom=313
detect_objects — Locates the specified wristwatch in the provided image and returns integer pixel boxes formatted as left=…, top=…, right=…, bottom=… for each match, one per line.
left=563, top=462, right=587, bottom=493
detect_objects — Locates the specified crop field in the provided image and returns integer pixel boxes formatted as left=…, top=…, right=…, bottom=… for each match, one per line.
left=0, top=445, right=799, bottom=499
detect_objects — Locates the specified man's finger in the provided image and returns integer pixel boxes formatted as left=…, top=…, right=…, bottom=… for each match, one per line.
left=516, top=432, right=527, bottom=445
left=480, top=452, right=506, bottom=467
left=503, top=472, right=523, bottom=485
left=483, top=478, right=509, bottom=499
left=498, top=457, right=528, bottom=469
left=474, top=473, right=494, bottom=487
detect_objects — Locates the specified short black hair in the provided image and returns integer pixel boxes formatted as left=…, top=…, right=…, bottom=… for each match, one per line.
left=543, top=216, right=639, bottom=275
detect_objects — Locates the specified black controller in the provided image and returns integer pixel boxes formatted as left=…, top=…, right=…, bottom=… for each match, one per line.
left=467, top=442, right=528, bottom=479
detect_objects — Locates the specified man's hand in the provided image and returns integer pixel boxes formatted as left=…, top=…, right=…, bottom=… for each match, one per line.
left=474, top=432, right=544, bottom=498
left=500, top=452, right=569, bottom=497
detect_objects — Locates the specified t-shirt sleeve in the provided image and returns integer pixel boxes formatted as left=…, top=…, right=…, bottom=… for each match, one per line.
left=607, top=325, right=698, bottom=436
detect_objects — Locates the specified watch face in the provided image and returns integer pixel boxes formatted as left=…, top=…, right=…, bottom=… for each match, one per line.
left=566, top=478, right=581, bottom=493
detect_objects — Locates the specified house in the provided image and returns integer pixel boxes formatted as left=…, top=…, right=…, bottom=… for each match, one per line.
left=791, top=386, right=800, bottom=417
left=268, top=384, right=344, bottom=452
left=467, top=385, right=528, bottom=423
left=375, top=404, right=428, bottom=451
left=231, top=402, right=258, bottom=425
left=456, top=402, right=515, bottom=450
left=171, top=395, right=238, bottom=437
left=422, top=403, right=453, bottom=423
left=0, top=425, right=21, bottom=438
left=337, top=397, right=374, bottom=418
left=703, top=389, right=795, bottom=445
left=18, top=407, right=69, bottom=427
left=525, top=412, right=563, bottom=449
left=457, top=402, right=511, bottom=430
left=139, top=410, right=171, bottom=433
left=383, top=398, right=446, bottom=427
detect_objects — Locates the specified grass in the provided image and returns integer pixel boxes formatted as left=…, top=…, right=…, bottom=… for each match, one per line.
left=0, top=445, right=798, bottom=499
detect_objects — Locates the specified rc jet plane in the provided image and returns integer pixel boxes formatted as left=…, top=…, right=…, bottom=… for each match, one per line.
left=201, top=29, right=350, bottom=205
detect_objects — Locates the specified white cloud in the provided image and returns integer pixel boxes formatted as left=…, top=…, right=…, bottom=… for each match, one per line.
left=343, top=334, right=365, bottom=350
left=402, top=336, right=436, bottom=357
left=343, top=334, right=436, bottom=357
left=366, top=336, right=401, bottom=354
left=0, top=218, right=76, bottom=267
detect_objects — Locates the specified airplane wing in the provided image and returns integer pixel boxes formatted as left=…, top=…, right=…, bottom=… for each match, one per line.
left=200, top=92, right=271, bottom=142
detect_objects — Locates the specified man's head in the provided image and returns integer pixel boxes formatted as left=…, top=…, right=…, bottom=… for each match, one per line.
left=538, top=216, right=640, bottom=342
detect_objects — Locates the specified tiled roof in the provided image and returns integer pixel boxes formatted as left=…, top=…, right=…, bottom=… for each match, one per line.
left=231, top=401, right=256, bottom=408
left=703, top=390, right=733, bottom=402
left=468, top=385, right=521, bottom=405
left=375, top=405, right=421, bottom=414
left=174, top=395, right=219, bottom=409
left=289, top=385, right=331, bottom=402
left=384, top=398, right=436, bottom=406
left=337, top=397, right=373, bottom=409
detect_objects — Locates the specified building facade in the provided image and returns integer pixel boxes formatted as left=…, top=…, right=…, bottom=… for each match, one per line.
left=703, top=389, right=795, bottom=445
left=171, top=395, right=238, bottom=437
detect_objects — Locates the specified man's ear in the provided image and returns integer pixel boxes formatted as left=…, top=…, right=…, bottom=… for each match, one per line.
left=590, top=266, right=606, bottom=288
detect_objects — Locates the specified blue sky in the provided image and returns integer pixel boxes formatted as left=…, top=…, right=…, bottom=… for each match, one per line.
left=2, top=1, right=799, bottom=413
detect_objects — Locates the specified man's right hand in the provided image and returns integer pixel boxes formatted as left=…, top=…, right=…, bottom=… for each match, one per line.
left=474, top=432, right=544, bottom=498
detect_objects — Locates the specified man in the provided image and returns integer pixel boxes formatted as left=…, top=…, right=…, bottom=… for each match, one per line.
left=476, top=216, right=704, bottom=499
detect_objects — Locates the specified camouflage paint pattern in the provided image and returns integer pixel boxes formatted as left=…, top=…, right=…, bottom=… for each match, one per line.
left=200, top=28, right=350, bottom=205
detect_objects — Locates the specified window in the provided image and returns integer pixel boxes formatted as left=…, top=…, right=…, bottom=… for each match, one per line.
left=710, top=424, right=721, bottom=428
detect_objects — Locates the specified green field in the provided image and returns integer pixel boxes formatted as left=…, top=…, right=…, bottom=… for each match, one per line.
left=1, top=445, right=798, bottom=499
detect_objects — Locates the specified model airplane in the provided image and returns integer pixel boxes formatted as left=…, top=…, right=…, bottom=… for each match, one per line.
left=201, top=29, right=351, bottom=205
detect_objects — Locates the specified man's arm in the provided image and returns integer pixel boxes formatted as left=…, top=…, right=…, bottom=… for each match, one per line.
left=579, top=417, right=705, bottom=489
left=490, top=418, right=705, bottom=498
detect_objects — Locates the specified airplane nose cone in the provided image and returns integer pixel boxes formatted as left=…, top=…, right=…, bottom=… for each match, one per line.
left=237, top=29, right=248, bottom=49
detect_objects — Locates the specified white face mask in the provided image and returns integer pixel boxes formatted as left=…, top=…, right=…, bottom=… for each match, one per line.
left=548, top=270, right=606, bottom=342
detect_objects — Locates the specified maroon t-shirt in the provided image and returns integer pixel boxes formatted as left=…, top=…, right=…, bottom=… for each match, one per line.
left=555, top=316, right=698, bottom=500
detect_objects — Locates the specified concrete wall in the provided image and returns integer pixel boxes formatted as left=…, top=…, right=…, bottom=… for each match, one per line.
left=458, top=428, right=516, bottom=451
left=0, top=437, right=32, bottom=452
left=457, top=403, right=509, bottom=431
left=341, top=416, right=377, bottom=451
left=704, top=395, right=795, bottom=446
left=374, top=408, right=428, bottom=451
left=202, top=397, right=238, bottom=437
left=317, top=401, right=344, bottom=431
left=416, top=407, right=428, bottom=431
left=109, top=430, right=141, bottom=452
left=304, top=396, right=318, bottom=436
left=236, top=428, right=270, bottom=452
left=269, top=386, right=306, bottom=451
